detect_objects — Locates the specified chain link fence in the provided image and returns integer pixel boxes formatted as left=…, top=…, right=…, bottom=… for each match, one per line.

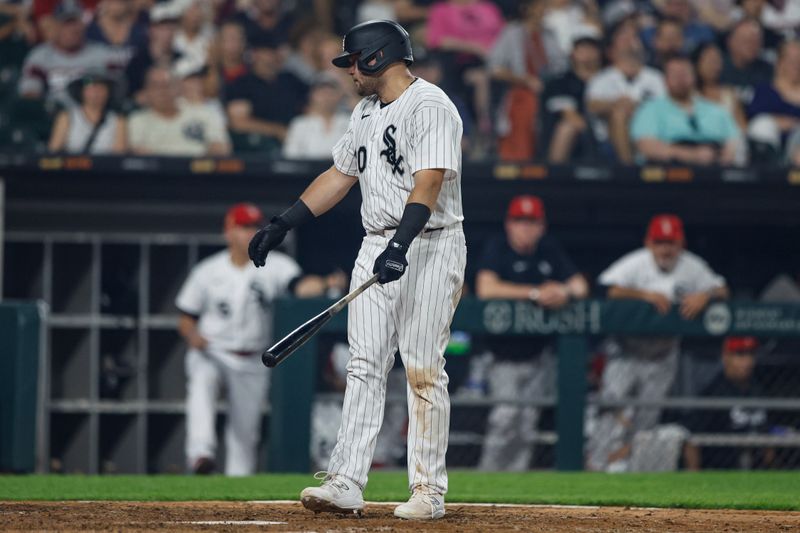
left=310, top=332, right=800, bottom=472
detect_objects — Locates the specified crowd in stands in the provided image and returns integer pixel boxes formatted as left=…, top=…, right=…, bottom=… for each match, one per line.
left=2, top=0, right=800, bottom=162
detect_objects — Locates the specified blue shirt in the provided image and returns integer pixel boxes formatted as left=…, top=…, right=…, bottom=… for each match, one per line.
left=630, top=95, right=740, bottom=145
left=641, top=22, right=715, bottom=54
left=747, top=82, right=800, bottom=119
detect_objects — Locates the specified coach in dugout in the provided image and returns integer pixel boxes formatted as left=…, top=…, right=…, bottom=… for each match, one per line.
left=476, top=195, right=588, bottom=471
left=586, top=214, right=729, bottom=472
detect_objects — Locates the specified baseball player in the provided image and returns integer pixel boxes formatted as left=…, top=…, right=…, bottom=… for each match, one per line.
left=248, top=20, right=466, bottom=520
left=586, top=214, right=729, bottom=472
left=176, top=203, right=302, bottom=476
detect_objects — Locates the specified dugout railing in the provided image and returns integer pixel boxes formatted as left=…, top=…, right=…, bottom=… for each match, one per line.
left=269, top=298, right=800, bottom=472
left=4, top=229, right=800, bottom=473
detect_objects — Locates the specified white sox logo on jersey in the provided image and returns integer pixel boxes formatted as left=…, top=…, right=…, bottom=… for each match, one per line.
left=379, top=125, right=404, bottom=176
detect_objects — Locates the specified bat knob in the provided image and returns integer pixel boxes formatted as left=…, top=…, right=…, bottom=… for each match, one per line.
left=262, top=351, right=278, bottom=368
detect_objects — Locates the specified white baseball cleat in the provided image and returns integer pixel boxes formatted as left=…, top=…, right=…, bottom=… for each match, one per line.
left=393, top=488, right=445, bottom=520
left=300, top=472, right=364, bottom=516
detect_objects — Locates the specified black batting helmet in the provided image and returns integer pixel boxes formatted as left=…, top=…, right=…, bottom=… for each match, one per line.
left=331, top=20, right=413, bottom=75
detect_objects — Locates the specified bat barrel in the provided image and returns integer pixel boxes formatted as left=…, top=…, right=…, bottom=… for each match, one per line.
left=262, top=351, right=280, bottom=367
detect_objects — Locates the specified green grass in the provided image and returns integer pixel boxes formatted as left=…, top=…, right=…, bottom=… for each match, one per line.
left=1, top=471, right=798, bottom=510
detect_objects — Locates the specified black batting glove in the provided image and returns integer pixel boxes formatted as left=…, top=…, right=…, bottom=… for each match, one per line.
left=373, top=239, right=408, bottom=284
left=248, top=217, right=289, bottom=267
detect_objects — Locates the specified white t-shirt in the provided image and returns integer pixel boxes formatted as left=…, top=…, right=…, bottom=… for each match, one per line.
left=599, top=247, right=726, bottom=357
left=599, top=247, right=726, bottom=302
left=175, top=250, right=301, bottom=356
left=282, top=113, right=350, bottom=160
left=65, top=107, right=120, bottom=154
left=585, top=65, right=666, bottom=141
left=128, top=101, right=230, bottom=156
left=173, top=26, right=215, bottom=76
left=331, top=77, right=464, bottom=233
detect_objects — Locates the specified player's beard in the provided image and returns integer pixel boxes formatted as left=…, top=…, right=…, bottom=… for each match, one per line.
left=354, top=75, right=380, bottom=97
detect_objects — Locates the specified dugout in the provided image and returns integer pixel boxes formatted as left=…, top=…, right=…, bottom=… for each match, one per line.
left=2, top=156, right=800, bottom=473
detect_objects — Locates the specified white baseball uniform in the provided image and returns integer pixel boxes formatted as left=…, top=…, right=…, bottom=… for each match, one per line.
left=176, top=249, right=300, bottom=476
left=325, top=77, right=466, bottom=495
left=587, top=247, right=726, bottom=471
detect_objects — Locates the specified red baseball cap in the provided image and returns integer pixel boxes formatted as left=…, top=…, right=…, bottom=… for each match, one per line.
left=224, top=203, right=264, bottom=229
left=507, top=195, right=545, bottom=220
left=646, top=214, right=685, bottom=242
left=723, top=336, right=758, bottom=354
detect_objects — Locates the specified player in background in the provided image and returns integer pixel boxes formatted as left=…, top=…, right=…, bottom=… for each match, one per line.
left=176, top=203, right=338, bottom=475
left=248, top=20, right=466, bottom=520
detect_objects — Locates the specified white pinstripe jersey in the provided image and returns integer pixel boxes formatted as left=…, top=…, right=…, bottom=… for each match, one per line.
left=332, top=77, right=464, bottom=233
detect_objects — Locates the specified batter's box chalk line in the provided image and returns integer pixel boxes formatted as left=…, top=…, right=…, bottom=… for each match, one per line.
left=177, top=520, right=288, bottom=526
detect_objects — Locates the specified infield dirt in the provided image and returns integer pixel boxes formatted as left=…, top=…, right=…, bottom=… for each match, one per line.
left=2, top=501, right=800, bottom=532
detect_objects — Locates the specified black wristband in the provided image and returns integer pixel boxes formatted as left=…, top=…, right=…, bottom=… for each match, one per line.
left=275, top=199, right=315, bottom=229
left=392, top=202, right=432, bottom=248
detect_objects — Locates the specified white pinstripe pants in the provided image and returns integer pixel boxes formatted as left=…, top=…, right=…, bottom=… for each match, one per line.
left=327, top=224, right=466, bottom=495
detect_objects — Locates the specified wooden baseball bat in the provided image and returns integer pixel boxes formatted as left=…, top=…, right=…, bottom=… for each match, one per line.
left=261, top=273, right=379, bottom=368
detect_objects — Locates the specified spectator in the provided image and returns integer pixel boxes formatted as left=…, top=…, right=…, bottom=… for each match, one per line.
left=356, top=0, right=396, bottom=23
left=426, top=0, right=505, bottom=59
left=585, top=19, right=665, bottom=164
left=234, top=0, right=293, bottom=51
left=177, top=65, right=227, bottom=130
left=683, top=336, right=774, bottom=470
left=283, top=20, right=324, bottom=86
left=30, top=0, right=98, bottom=43
left=601, top=0, right=656, bottom=28
left=488, top=0, right=560, bottom=161
left=586, top=214, right=729, bottom=472
left=476, top=195, right=589, bottom=471
left=426, top=0, right=505, bottom=145
left=631, top=55, right=743, bottom=166
left=693, top=42, right=747, bottom=132
left=720, top=19, right=772, bottom=107
left=0, top=1, right=35, bottom=67
left=176, top=203, right=303, bottom=475
left=125, top=2, right=183, bottom=103
left=48, top=69, right=126, bottom=153
left=85, top=0, right=147, bottom=67
left=394, top=0, right=431, bottom=26
left=128, top=65, right=231, bottom=156
left=540, top=35, right=602, bottom=162
left=760, top=0, right=800, bottom=34
left=692, top=0, right=737, bottom=32
left=173, top=0, right=215, bottom=79
left=747, top=40, right=800, bottom=155
left=205, top=19, right=248, bottom=99
left=282, top=73, right=349, bottom=159
left=647, top=17, right=684, bottom=69
left=18, top=0, right=120, bottom=107
left=318, top=31, right=361, bottom=111
left=642, top=0, right=715, bottom=53
left=542, top=0, right=602, bottom=68
left=733, top=0, right=783, bottom=52
left=225, top=34, right=307, bottom=152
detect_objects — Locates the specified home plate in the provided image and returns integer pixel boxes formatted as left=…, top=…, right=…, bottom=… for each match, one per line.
left=180, top=520, right=288, bottom=526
